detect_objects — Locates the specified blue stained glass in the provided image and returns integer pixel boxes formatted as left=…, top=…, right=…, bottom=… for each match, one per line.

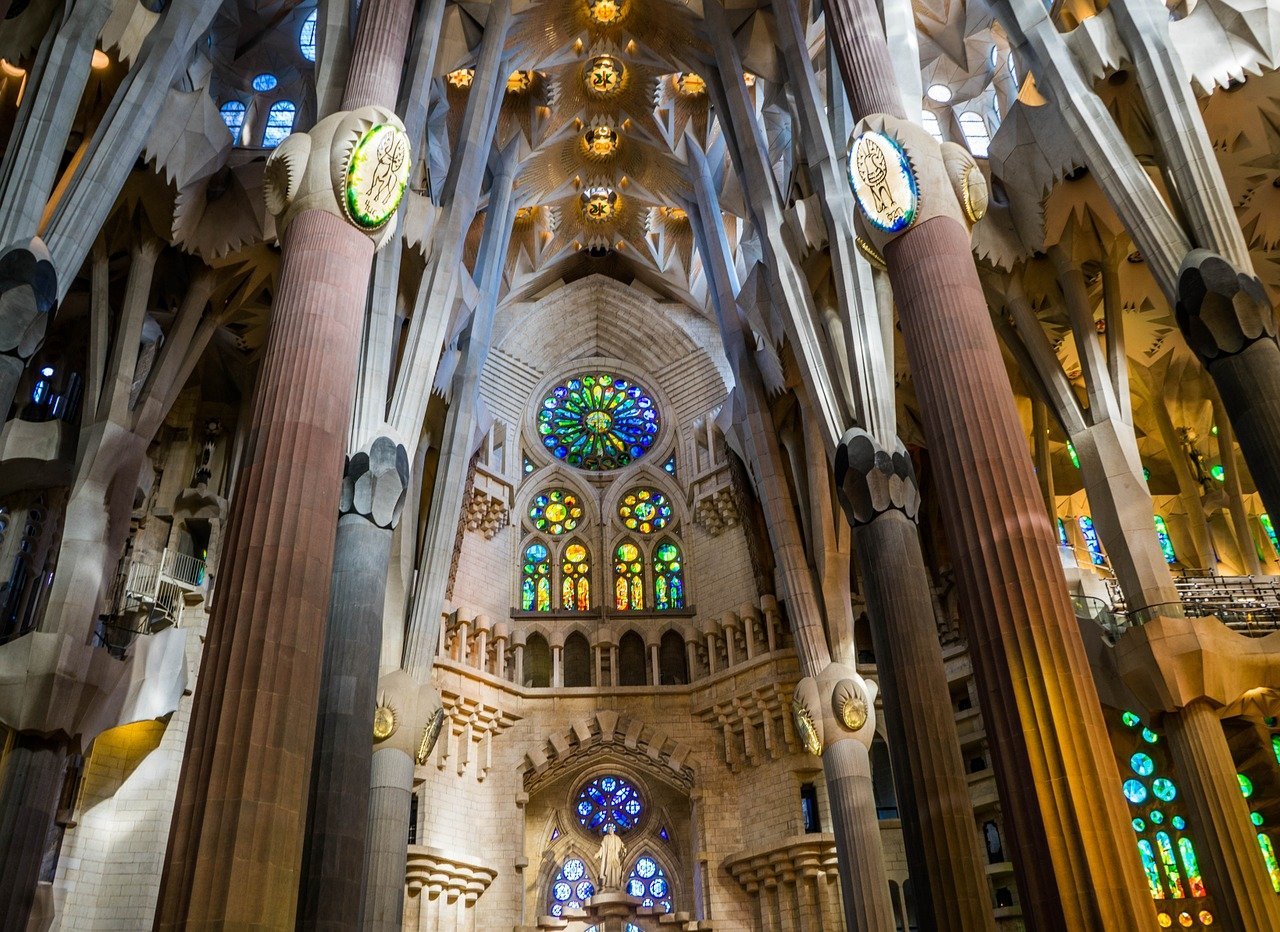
left=576, top=775, right=644, bottom=835
left=1154, top=515, right=1177, bottom=564
left=659, top=827, right=669, bottom=840
left=299, top=9, right=317, bottom=61
left=1132, top=753, right=1155, bottom=776
left=219, top=100, right=247, bottom=140
left=548, top=857, right=594, bottom=914
left=252, top=73, right=278, bottom=91
left=628, top=878, right=645, bottom=896
left=576, top=880, right=594, bottom=899
left=1153, top=778, right=1177, bottom=802
left=1079, top=515, right=1105, bottom=565
left=663, top=454, right=676, bottom=475
left=1124, top=779, right=1149, bottom=804
left=563, top=859, right=584, bottom=881
left=554, top=882, right=571, bottom=901
left=537, top=373, right=659, bottom=470
left=651, top=877, right=667, bottom=896
left=263, top=100, right=296, bottom=147
left=636, top=857, right=656, bottom=878
left=1173, top=816, right=1186, bottom=830
left=626, top=855, right=672, bottom=913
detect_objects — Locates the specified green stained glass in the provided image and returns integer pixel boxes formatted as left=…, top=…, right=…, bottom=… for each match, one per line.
left=1156, top=832, right=1184, bottom=898
left=1138, top=839, right=1165, bottom=899
left=1154, top=516, right=1177, bottom=564
left=1153, top=778, right=1177, bottom=802
left=1178, top=837, right=1206, bottom=897
left=1262, top=514, right=1279, bottom=554
left=1124, top=779, right=1148, bottom=805
left=614, top=540, right=644, bottom=610
left=1122, top=711, right=1142, bottom=728
left=1239, top=773, right=1254, bottom=798
left=1253, top=812, right=1265, bottom=827
left=1259, top=833, right=1280, bottom=893
left=619, top=488, right=672, bottom=533
left=530, top=488, right=582, bottom=535
left=1272, top=735, right=1280, bottom=766
left=1068, top=442, right=1080, bottom=468
left=1143, top=727, right=1159, bottom=744
left=522, top=542, right=551, bottom=612
left=1133, top=818, right=1146, bottom=832
left=653, top=539, right=684, bottom=611
left=537, top=373, right=659, bottom=470
left=1150, top=810, right=1164, bottom=824
left=1132, top=753, right=1155, bottom=776
left=1172, top=816, right=1186, bottom=830
left=1210, top=464, right=1225, bottom=482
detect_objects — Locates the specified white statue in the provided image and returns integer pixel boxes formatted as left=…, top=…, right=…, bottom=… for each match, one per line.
left=597, top=823, right=627, bottom=890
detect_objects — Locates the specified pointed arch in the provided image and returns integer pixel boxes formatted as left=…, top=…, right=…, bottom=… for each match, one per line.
left=525, top=632, right=551, bottom=687
left=563, top=631, right=592, bottom=687
left=520, top=538, right=552, bottom=612
left=658, top=629, right=687, bottom=685
left=613, top=538, right=644, bottom=610
left=560, top=537, right=591, bottom=611
left=618, top=630, right=647, bottom=685
left=653, top=537, right=684, bottom=610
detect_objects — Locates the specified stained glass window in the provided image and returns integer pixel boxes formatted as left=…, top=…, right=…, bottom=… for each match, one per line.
left=1138, top=840, right=1165, bottom=899
left=299, top=9, right=317, bottom=61
left=626, top=855, right=673, bottom=912
left=1132, top=753, right=1155, bottom=777
left=1156, top=831, right=1185, bottom=898
left=662, top=454, right=676, bottom=476
left=586, top=55, right=624, bottom=95
left=1262, top=514, right=1279, bottom=554
left=1152, top=778, right=1177, bottom=802
left=548, top=856, right=595, bottom=916
left=252, top=73, right=278, bottom=91
left=1154, top=516, right=1177, bottom=564
left=220, top=101, right=246, bottom=140
left=523, top=454, right=535, bottom=475
left=530, top=488, right=582, bottom=535
left=522, top=542, right=551, bottom=612
left=537, top=373, right=659, bottom=471
left=618, top=489, right=671, bottom=534
left=1178, top=837, right=1206, bottom=897
left=576, top=775, right=643, bottom=834
left=614, top=541, right=644, bottom=610
left=1260, top=833, right=1280, bottom=892
left=1057, top=518, right=1069, bottom=547
left=562, top=541, right=591, bottom=611
left=654, top=539, right=684, bottom=611
left=1079, top=515, right=1105, bottom=565
left=263, top=101, right=296, bottom=147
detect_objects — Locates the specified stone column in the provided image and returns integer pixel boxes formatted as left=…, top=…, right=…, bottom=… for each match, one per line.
left=823, top=0, right=1156, bottom=924
left=1163, top=698, right=1280, bottom=930
left=551, top=643, right=563, bottom=688
left=0, top=733, right=68, bottom=924
left=836, top=429, right=994, bottom=931
left=649, top=642, right=661, bottom=685
left=1213, top=395, right=1261, bottom=576
left=512, top=634, right=525, bottom=686
left=363, top=747, right=415, bottom=932
left=298, top=438, right=409, bottom=929
left=155, top=1, right=414, bottom=927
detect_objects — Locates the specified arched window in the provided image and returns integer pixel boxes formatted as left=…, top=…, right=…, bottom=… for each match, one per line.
left=958, top=112, right=990, bottom=157
left=625, top=855, right=673, bottom=913
left=299, top=8, right=318, bottom=61
left=1154, top=515, right=1177, bottom=564
left=1078, top=516, right=1105, bottom=566
left=219, top=101, right=246, bottom=140
left=522, top=541, right=551, bottom=612
left=561, top=540, right=590, bottom=610
left=614, top=540, right=644, bottom=610
left=530, top=488, right=582, bottom=535
left=871, top=735, right=898, bottom=819
left=659, top=629, right=687, bottom=684
left=525, top=633, right=551, bottom=687
left=617, top=488, right=672, bottom=534
left=547, top=856, right=595, bottom=917
left=653, top=539, right=683, bottom=610
left=921, top=110, right=943, bottom=142
left=536, top=373, right=659, bottom=470
left=563, top=631, right=591, bottom=687
left=618, top=630, right=646, bottom=685
left=576, top=775, right=644, bottom=834
left=263, top=101, right=296, bottom=147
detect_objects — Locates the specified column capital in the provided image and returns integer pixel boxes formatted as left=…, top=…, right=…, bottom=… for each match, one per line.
left=791, top=662, right=879, bottom=754
left=340, top=434, right=410, bottom=528
left=1175, top=249, right=1277, bottom=363
left=835, top=428, right=920, bottom=527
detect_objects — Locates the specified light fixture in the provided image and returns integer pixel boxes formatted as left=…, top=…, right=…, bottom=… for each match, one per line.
left=446, top=68, right=474, bottom=89
left=581, top=187, right=618, bottom=222
left=506, top=70, right=533, bottom=93
left=583, top=124, right=619, bottom=157
left=514, top=206, right=536, bottom=222
left=91, top=49, right=110, bottom=70
left=585, top=0, right=628, bottom=25
left=39, top=366, right=54, bottom=377
left=585, top=55, right=624, bottom=96
left=926, top=83, right=953, bottom=103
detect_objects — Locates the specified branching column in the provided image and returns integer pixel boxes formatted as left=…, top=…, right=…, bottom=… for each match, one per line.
left=823, top=0, right=1156, bottom=924
left=836, top=430, right=994, bottom=931
left=155, top=1, right=413, bottom=927
left=0, top=734, right=68, bottom=925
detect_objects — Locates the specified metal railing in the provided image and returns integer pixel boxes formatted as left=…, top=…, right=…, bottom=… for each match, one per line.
left=1074, top=576, right=1280, bottom=639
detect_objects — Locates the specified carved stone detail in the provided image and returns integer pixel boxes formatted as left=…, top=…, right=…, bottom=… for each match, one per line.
left=1175, top=248, right=1277, bottom=363
left=339, top=435, right=409, bottom=528
left=835, top=428, right=921, bottom=527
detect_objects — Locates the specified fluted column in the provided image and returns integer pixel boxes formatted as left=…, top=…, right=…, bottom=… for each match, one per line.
left=837, top=430, right=994, bottom=931
left=299, top=439, right=409, bottom=930
left=364, top=747, right=415, bottom=932
left=822, top=738, right=896, bottom=930
left=1163, top=698, right=1280, bottom=930
left=0, top=734, right=67, bottom=926
left=155, top=2, right=413, bottom=926
left=823, top=0, right=1155, bottom=924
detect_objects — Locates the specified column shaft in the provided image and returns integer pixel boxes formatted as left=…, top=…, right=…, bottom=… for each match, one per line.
left=1208, top=340, right=1280, bottom=527
left=822, top=739, right=896, bottom=930
left=155, top=210, right=372, bottom=930
left=0, top=733, right=67, bottom=929
left=1163, top=698, right=1280, bottom=930
left=364, top=748, right=414, bottom=932
left=298, top=516, right=396, bottom=929
left=854, top=509, right=994, bottom=931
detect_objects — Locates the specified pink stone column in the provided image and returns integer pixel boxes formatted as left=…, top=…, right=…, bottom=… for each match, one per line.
left=155, top=1, right=413, bottom=928
left=823, top=0, right=1157, bottom=924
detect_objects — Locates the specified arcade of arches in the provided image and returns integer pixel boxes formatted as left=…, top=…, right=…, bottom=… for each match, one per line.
left=2, top=0, right=1280, bottom=930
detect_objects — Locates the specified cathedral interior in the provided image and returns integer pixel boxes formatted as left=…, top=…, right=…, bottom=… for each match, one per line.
left=4, top=0, right=1280, bottom=929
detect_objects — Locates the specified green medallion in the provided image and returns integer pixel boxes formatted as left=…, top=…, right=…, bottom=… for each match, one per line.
left=344, top=123, right=411, bottom=231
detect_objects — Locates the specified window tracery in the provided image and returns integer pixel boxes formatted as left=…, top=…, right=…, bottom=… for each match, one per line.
left=653, top=539, right=683, bottom=611
left=614, top=541, right=644, bottom=611
left=618, top=488, right=671, bottom=534
left=537, top=373, right=659, bottom=471
left=576, top=774, right=643, bottom=834
left=548, top=856, right=595, bottom=916
left=263, top=101, right=296, bottom=147
left=522, top=541, right=552, bottom=612
left=626, top=854, right=673, bottom=913
left=561, top=540, right=591, bottom=611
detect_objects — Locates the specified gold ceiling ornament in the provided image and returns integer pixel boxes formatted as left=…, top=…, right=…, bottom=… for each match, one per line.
left=674, top=72, right=706, bottom=96
left=372, top=702, right=398, bottom=741
left=585, top=0, right=628, bottom=25
left=506, top=70, right=534, bottom=94
left=585, top=55, right=625, bottom=97
left=514, top=205, right=537, bottom=223
left=658, top=206, right=687, bottom=221
left=743, top=72, right=757, bottom=86
left=446, top=68, right=474, bottom=89
left=583, top=124, right=620, bottom=158
left=832, top=679, right=869, bottom=732
left=415, top=707, right=446, bottom=765
left=581, top=186, right=619, bottom=222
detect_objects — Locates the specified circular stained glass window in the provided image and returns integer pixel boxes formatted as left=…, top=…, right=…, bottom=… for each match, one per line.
left=1131, top=753, right=1155, bottom=776
left=575, top=774, right=644, bottom=834
left=626, top=856, right=672, bottom=912
left=1173, top=815, right=1187, bottom=830
left=1253, top=812, right=1265, bottom=826
left=252, top=73, right=278, bottom=91
left=1121, top=711, right=1141, bottom=727
left=1142, top=727, right=1159, bottom=744
left=538, top=374, right=659, bottom=470
left=1200, top=911, right=1214, bottom=926
left=1178, top=912, right=1193, bottom=928
left=1152, top=778, right=1177, bottom=802
left=548, top=857, right=594, bottom=916
left=1239, top=773, right=1254, bottom=798
left=530, top=489, right=582, bottom=535
left=1123, top=779, right=1148, bottom=804
left=1132, top=818, right=1145, bottom=832
left=619, top=488, right=672, bottom=533
left=1157, top=914, right=1172, bottom=928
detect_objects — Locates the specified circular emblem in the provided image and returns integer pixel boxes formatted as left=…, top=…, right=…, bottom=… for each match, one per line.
left=846, top=130, right=918, bottom=234
left=344, top=123, right=411, bottom=231
left=416, top=706, right=446, bottom=765
left=372, top=704, right=397, bottom=740
left=791, top=696, right=822, bottom=756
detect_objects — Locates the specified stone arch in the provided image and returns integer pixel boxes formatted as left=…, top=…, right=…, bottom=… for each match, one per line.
left=617, top=630, right=647, bottom=686
left=525, top=631, right=551, bottom=687
left=563, top=630, right=592, bottom=687
left=604, top=463, right=691, bottom=530
left=870, top=733, right=898, bottom=819
left=658, top=629, right=688, bottom=685
left=521, top=709, right=696, bottom=794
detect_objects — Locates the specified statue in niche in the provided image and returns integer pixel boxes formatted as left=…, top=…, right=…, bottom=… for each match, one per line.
left=597, top=823, right=627, bottom=890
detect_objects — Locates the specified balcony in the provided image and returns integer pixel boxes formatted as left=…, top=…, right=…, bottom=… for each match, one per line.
left=98, top=549, right=207, bottom=655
